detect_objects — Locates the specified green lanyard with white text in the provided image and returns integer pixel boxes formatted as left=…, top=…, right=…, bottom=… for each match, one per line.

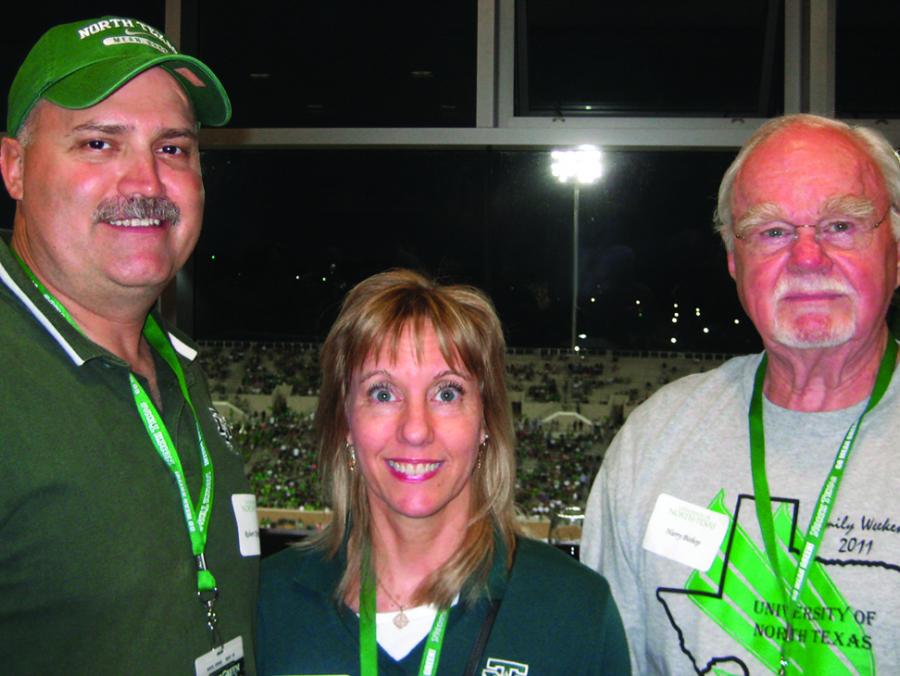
left=15, top=255, right=219, bottom=630
left=135, top=316, right=217, bottom=594
left=359, top=547, right=450, bottom=676
left=748, top=335, right=896, bottom=674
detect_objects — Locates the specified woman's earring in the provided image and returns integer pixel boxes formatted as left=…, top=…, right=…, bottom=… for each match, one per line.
left=346, top=441, right=357, bottom=472
left=476, top=434, right=488, bottom=470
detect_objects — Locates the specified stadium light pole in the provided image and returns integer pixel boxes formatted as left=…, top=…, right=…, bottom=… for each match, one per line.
left=551, top=145, right=603, bottom=351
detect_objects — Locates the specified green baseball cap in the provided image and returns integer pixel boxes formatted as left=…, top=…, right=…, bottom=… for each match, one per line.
left=7, top=16, right=231, bottom=135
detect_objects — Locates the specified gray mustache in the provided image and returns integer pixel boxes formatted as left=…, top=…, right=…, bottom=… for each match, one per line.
left=93, top=197, right=180, bottom=225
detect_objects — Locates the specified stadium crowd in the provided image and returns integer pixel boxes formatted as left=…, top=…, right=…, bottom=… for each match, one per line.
left=200, top=342, right=725, bottom=515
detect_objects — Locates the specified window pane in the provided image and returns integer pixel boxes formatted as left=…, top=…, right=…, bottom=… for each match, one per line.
left=836, top=0, right=900, bottom=118
left=197, top=149, right=761, bottom=353
left=197, top=1, right=476, bottom=127
left=196, top=150, right=488, bottom=340
left=517, top=0, right=784, bottom=117
left=488, top=150, right=759, bottom=351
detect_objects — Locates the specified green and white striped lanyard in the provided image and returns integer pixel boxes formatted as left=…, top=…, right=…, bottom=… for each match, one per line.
left=359, top=546, right=450, bottom=676
left=749, top=335, right=896, bottom=674
left=15, top=255, right=220, bottom=638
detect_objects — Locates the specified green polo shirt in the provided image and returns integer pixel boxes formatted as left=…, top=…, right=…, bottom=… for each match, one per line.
left=0, top=240, right=259, bottom=674
left=257, top=534, right=630, bottom=675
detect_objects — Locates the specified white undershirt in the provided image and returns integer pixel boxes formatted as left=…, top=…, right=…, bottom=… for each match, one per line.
left=375, top=604, right=438, bottom=660
left=373, top=593, right=460, bottom=661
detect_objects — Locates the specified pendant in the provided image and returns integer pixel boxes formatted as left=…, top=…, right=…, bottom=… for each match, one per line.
left=393, top=609, right=409, bottom=629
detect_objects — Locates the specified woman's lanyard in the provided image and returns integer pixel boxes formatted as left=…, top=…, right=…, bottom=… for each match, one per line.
left=15, top=255, right=220, bottom=639
left=359, top=547, right=449, bottom=676
left=748, top=336, right=896, bottom=675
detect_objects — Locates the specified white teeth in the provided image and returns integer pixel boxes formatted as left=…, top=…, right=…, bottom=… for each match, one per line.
left=388, top=460, right=441, bottom=476
left=108, top=218, right=162, bottom=227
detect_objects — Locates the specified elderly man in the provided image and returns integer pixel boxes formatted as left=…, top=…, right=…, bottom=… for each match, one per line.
left=582, top=114, right=900, bottom=675
left=0, top=18, right=259, bottom=674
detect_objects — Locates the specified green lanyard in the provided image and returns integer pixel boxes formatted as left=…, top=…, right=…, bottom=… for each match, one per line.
left=748, top=335, right=896, bottom=675
left=135, top=316, right=217, bottom=592
left=359, top=546, right=450, bottom=676
left=15, top=255, right=220, bottom=632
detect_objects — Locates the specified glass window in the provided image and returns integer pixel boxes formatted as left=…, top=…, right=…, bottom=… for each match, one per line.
left=197, top=148, right=761, bottom=353
left=488, top=150, right=759, bottom=351
left=196, top=150, right=489, bottom=340
left=517, top=0, right=784, bottom=117
left=836, top=0, right=900, bottom=118
left=197, top=1, right=477, bottom=127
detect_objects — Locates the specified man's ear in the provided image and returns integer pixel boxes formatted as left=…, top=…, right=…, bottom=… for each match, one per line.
left=727, top=249, right=737, bottom=281
left=0, top=136, right=25, bottom=201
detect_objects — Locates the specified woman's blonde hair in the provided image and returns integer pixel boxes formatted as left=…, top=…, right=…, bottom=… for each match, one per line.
left=312, top=268, right=519, bottom=608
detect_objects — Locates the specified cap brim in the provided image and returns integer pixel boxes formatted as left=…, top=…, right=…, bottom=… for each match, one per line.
left=42, top=54, right=231, bottom=127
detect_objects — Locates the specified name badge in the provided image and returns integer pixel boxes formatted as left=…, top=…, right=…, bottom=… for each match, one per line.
left=195, top=635, right=245, bottom=676
left=642, top=493, right=730, bottom=571
left=231, top=493, right=260, bottom=557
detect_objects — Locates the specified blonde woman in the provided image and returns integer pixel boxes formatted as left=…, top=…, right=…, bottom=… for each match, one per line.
left=257, top=269, right=629, bottom=675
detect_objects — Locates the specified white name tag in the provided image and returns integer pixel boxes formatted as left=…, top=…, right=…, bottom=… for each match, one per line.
left=195, top=635, right=245, bottom=675
left=231, top=494, right=260, bottom=557
left=642, top=493, right=730, bottom=571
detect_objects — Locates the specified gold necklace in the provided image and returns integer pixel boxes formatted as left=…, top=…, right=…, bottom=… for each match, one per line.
left=377, top=579, right=410, bottom=629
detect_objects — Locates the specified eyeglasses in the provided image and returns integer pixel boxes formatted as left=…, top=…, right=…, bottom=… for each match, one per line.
left=733, top=206, right=895, bottom=255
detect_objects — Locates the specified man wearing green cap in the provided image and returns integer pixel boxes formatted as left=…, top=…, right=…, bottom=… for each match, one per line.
left=0, top=17, right=258, bottom=674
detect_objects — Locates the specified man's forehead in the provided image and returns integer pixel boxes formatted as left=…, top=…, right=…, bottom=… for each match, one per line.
left=749, top=124, right=867, bottom=162
left=732, top=124, right=887, bottom=218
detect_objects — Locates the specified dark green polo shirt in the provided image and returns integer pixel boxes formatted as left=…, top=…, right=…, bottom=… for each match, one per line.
left=257, top=534, right=630, bottom=675
left=0, top=240, right=259, bottom=674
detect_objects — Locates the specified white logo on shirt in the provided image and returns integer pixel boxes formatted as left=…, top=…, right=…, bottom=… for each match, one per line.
left=483, top=658, right=529, bottom=676
left=208, top=406, right=236, bottom=453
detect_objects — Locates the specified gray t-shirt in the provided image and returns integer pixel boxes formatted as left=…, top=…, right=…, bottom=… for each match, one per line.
left=582, top=353, right=900, bottom=675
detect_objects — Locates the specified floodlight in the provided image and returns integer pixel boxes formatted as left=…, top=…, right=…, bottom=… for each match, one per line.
left=551, top=145, right=603, bottom=185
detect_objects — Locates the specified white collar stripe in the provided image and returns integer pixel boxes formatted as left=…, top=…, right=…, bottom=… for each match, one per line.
left=167, top=331, right=197, bottom=361
left=0, top=261, right=85, bottom=366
